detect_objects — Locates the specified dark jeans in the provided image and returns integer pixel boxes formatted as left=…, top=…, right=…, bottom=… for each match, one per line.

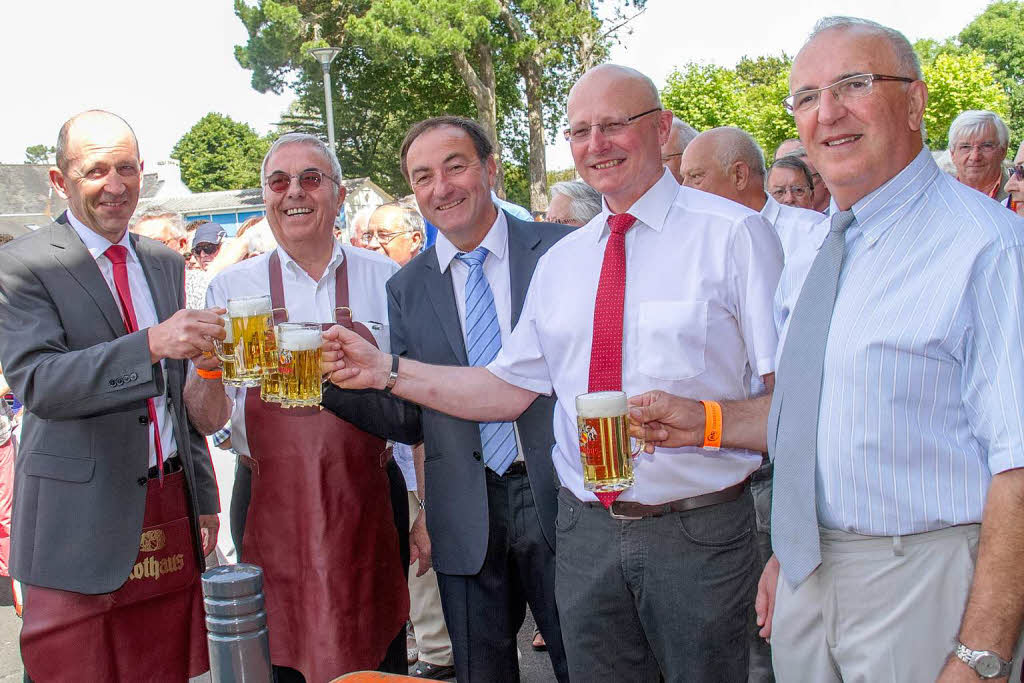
left=436, top=466, right=569, bottom=683
left=555, top=486, right=757, bottom=683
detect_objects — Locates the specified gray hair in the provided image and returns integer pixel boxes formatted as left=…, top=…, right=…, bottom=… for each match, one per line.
left=706, top=127, right=767, bottom=178
left=808, top=17, right=922, bottom=80
left=130, top=208, right=186, bottom=238
left=372, top=201, right=426, bottom=240
left=667, top=117, right=699, bottom=153
left=261, top=132, right=344, bottom=198
left=947, top=110, right=1010, bottom=151
left=784, top=144, right=808, bottom=158
left=767, top=156, right=815, bottom=191
left=549, top=181, right=603, bottom=224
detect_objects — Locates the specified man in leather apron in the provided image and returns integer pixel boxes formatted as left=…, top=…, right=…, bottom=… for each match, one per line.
left=0, top=110, right=223, bottom=682
left=185, top=133, right=409, bottom=682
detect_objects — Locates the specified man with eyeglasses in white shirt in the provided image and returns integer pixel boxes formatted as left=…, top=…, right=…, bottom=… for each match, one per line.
left=322, top=64, right=782, bottom=682
left=948, top=109, right=1011, bottom=203
left=362, top=201, right=426, bottom=267
left=765, top=155, right=817, bottom=210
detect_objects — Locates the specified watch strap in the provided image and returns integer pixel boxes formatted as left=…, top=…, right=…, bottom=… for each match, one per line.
left=956, top=642, right=1013, bottom=678
left=383, top=354, right=400, bottom=394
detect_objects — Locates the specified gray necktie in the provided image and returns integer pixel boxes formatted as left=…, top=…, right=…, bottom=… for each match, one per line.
left=768, top=209, right=856, bottom=586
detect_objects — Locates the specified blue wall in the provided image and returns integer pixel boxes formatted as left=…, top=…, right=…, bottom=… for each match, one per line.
left=184, top=210, right=265, bottom=237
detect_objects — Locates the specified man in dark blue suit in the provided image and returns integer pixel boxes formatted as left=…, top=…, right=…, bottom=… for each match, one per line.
left=323, top=116, right=571, bottom=682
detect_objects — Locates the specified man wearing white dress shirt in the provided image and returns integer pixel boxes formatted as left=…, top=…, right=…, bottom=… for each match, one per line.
left=630, top=17, right=1024, bottom=682
left=323, top=65, right=783, bottom=682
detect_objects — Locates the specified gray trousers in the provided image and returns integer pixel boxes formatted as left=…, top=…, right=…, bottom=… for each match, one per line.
left=772, top=523, right=1024, bottom=682
left=555, top=486, right=757, bottom=682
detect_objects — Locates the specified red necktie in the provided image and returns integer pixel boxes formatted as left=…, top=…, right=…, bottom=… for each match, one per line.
left=588, top=213, right=636, bottom=392
left=105, top=245, right=164, bottom=481
left=587, top=213, right=636, bottom=508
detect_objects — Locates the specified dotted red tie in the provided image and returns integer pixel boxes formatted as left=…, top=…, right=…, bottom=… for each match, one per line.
left=105, top=245, right=164, bottom=482
left=588, top=213, right=636, bottom=508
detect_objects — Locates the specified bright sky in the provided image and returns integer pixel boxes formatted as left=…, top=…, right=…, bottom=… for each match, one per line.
left=1, top=0, right=991, bottom=172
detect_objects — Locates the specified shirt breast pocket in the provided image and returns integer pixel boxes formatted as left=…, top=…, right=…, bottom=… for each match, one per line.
left=636, top=300, right=707, bottom=380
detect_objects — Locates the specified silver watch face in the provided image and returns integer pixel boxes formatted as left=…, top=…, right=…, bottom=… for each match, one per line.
left=974, top=653, right=1001, bottom=678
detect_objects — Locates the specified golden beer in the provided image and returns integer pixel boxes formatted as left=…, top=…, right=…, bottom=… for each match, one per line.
left=576, top=391, right=638, bottom=493
left=227, top=296, right=276, bottom=387
left=212, top=315, right=243, bottom=386
left=276, top=323, right=323, bottom=408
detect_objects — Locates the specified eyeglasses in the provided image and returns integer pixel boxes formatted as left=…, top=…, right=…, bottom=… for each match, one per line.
left=563, top=108, right=662, bottom=142
left=360, top=230, right=412, bottom=246
left=769, top=185, right=811, bottom=200
left=661, top=152, right=684, bottom=162
left=953, top=142, right=1002, bottom=155
left=265, top=170, right=340, bottom=193
left=193, top=243, right=221, bottom=256
left=783, top=73, right=915, bottom=114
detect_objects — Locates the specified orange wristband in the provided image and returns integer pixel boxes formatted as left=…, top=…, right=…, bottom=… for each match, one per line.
left=196, top=368, right=222, bottom=380
left=699, top=400, right=722, bottom=450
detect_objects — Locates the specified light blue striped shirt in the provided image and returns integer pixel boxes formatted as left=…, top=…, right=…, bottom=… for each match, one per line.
left=775, top=148, right=1024, bottom=536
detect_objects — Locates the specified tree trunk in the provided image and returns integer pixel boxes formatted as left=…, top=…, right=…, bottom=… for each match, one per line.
left=574, top=0, right=599, bottom=71
left=452, top=44, right=504, bottom=196
left=521, top=54, right=548, bottom=212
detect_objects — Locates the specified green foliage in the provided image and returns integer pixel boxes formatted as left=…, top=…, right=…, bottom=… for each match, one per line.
left=546, top=167, right=577, bottom=185
left=959, top=1, right=1024, bottom=146
left=660, top=56, right=796, bottom=159
left=25, top=144, right=54, bottom=165
left=170, top=113, right=275, bottom=192
left=502, top=162, right=530, bottom=208
left=921, top=50, right=1009, bottom=149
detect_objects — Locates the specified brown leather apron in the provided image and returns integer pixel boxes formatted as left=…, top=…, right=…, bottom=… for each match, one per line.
left=20, top=470, right=208, bottom=681
left=240, top=251, right=407, bottom=682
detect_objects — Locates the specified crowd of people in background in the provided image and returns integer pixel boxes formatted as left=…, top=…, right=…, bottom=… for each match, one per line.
left=1, top=12, right=1024, bottom=683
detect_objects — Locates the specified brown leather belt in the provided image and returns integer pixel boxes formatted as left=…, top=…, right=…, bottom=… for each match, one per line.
left=575, top=480, right=748, bottom=520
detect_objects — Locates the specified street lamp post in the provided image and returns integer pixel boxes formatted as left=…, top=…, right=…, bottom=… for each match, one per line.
left=308, top=47, right=343, bottom=155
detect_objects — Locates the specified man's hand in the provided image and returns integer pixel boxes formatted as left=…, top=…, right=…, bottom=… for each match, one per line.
left=409, top=510, right=432, bottom=577
left=755, top=554, right=779, bottom=641
left=148, top=308, right=225, bottom=364
left=321, top=324, right=391, bottom=390
left=199, top=514, right=220, bottom=557
left=627, top=390, right=706, bottom=453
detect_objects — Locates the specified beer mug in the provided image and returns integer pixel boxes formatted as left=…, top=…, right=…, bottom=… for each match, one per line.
left=226, top=295, right=275, bottom=387
left=576, top=391, right=643, bottom=493
left=275, top=323, right=324, bottom=408
left=212, top=315, right=244, bottom=387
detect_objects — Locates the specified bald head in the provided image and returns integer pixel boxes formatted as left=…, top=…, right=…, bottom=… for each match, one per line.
left=567, top=64, right=672, bottom=213
left=774, top=138, right=802, bottom=161
left=680, top=127, right=768, bottom=210
left=56, top=110, right=139, bottom=172
left=662, top=117, right=699, bottom=184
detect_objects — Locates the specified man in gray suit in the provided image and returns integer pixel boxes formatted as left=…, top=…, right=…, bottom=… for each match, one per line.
left=322, top=116, right=571, bottom=683
left=0, top=110, right=222, bottom=680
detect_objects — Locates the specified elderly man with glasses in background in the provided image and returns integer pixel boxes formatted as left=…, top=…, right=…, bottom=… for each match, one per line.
left=948, top=109, right=1011, bottom=204
left=660, top=116, right=699, bottom=184
left=1003, top=141, right=1024, bottom=217
left=766, top=155, right=817, bottom=210
left=184, top=132, right=409, bottom=682
left=362, top=200, right=426, bottom=267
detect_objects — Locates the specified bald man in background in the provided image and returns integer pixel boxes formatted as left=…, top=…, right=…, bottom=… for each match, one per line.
left=661, top=116, right=698, bottom=184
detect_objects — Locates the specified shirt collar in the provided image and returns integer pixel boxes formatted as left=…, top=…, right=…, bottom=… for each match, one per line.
left=66, top=210, right=136, bottom=263
left=276, top=239, right=345, bottom=283
left=759, top=194, right=781, bottom=223
left=591, top=168, right=678, bottom=243
left=434, top=207, right=508, bottom=273
left=846, top=148, right=940, bottom=245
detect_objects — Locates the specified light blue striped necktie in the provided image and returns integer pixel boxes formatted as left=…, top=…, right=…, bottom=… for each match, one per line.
left=456, top=247, right=518, bottom=475
left=769, top=209, right=856, bottom=587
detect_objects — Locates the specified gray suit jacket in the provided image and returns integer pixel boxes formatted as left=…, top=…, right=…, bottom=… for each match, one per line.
left=323, top=213, right=573, bottom=575
left=0, top=213, right=219, bottom=594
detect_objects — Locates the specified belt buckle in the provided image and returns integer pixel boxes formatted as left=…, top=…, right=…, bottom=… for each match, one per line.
left=608, top=502, right=642, bottom=521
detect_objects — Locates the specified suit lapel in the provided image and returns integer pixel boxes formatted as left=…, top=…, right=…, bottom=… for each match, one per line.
left=49, top=214, right=127, bottom=336
left=506, top=215, right=543, bottom=328
left=422, top=251, right=469, bottom=365
left=132, top=233, right=175, bottom=323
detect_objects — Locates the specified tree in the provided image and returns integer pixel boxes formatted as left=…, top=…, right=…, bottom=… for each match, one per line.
left=25, top=144, right=54, bottom=165
left=171, top=113, right=275, bottom=192
left=920, top=50, right=1009, bottom=149
left=959, top=1, right=1024, bottom=145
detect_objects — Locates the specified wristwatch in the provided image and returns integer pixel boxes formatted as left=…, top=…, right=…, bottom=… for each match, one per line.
left=956, top=642, right=1012, bottom=679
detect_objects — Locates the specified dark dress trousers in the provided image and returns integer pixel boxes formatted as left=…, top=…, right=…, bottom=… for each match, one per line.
left=323, top=212, right=573, bottom=682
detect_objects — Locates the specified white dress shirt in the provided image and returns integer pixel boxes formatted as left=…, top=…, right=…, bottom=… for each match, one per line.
left=206, top=241, right=399, bottom=457
left=68, top=211, right=176, bottom=467
left=434, top=209, right=524, bottom=462
left=759, top=194, right=829, bottom=265
left=488, top=169, right=783, bottom=504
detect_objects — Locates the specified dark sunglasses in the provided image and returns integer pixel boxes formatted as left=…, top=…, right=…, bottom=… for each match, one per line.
left=265, top=170, right=339, bottom=193
left=193, top=243, right=220, bottom=256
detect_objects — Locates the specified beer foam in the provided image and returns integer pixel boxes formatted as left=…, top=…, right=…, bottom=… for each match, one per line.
left=576, top=391, right=628, bottom=418
left=227, top=296, right=272, bottom=318
left=279, top=327, right=322, bottom=351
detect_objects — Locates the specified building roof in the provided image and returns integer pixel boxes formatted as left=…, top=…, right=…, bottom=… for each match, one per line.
left=137, top=177, right=391, bottom=215
left=0, top=164, right=66, bottom=216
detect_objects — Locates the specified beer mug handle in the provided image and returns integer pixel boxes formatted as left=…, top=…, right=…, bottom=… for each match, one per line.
left=212, top=315, right=233, bottom=363
left=630, top=435, right=645, bottom=459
